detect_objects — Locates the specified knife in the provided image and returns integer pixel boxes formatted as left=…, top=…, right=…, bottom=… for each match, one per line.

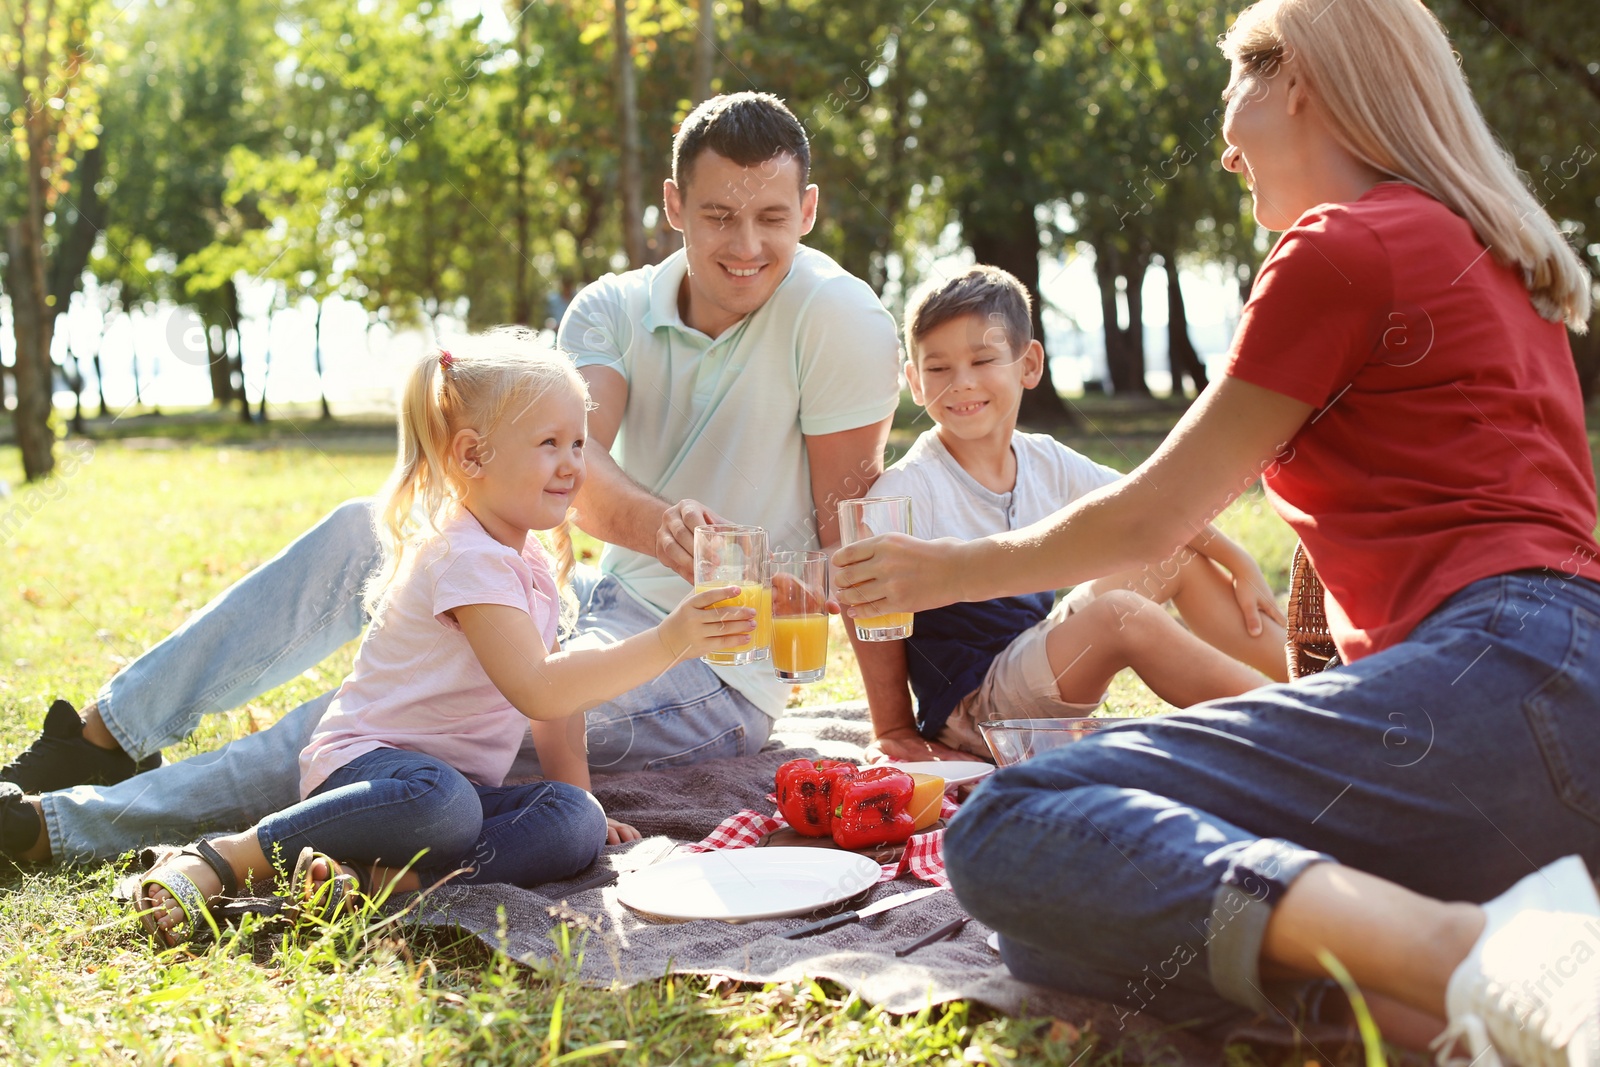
left=779, top=885, right=944, bottom=939
left=894, top=915, right=971, bottom=957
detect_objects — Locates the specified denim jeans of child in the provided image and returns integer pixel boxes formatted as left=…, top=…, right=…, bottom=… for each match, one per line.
left=945, top=570, right=1600, bottom=1033
left=254, top=747, right=607, bottom=887
left=40, top=500, right=770, bottom=863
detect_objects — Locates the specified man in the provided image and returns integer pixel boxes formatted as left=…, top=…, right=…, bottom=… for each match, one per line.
left=0, top=92, right=900, bottom=864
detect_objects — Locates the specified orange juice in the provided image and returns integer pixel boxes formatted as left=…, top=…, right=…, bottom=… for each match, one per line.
left=754, top=583, right=773, bottom=654
left=773, top=614, right=828, bottom=675
left=854, top=611, right=913, bottom=635
left=696, top=581, right=773, bottom=664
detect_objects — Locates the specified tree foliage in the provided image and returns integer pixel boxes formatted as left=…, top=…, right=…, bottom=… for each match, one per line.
left=4, top=0, right=1597, bottom=478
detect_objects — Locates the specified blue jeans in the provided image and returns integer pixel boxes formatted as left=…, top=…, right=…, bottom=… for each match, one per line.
left=944, top=571, right=1600, bottom=1033
left=41, top=500, right=771, bottom=864
left=254, top=747, right=607, bottom=886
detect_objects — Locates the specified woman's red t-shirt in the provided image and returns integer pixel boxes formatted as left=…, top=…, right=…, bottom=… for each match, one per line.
left=1226, top=182, right=1600, bottom=661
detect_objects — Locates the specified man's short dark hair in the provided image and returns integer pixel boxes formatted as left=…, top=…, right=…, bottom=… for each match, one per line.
left=672, top=92, right=811, bottom=191
left=905, top=266, right=1033, bottom=361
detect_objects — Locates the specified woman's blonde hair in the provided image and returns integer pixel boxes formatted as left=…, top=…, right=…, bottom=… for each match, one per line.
left=365, top=326, right=590, bottom=623
left=1221, top=0, right=1591, bottom=331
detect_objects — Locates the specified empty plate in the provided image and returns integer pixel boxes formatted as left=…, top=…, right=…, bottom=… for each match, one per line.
left=884, top=761, right=995, bottom=788
left=617, top=849, right=881, bottom=923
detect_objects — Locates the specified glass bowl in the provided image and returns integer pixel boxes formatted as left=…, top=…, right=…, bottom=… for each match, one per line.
left=977, top=716, right=1141, bottom=767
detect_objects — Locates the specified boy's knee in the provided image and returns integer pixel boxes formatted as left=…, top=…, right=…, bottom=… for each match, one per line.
left=1082, top=589, right=1167, bottom=640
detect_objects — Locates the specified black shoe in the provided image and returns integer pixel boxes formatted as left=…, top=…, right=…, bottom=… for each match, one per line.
left=0, top=784, right=42, bottom=859
left=0, top=700, right=162, bottom=794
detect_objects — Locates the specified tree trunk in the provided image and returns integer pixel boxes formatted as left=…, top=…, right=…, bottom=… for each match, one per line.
left=1122, top=254, right=1150, bottom=397
left=6, top=222, right=56, bottom=479
left=313, top=297, right=331, bottom=420
left=968, top=216, right=1072, bottom=427
left=90, top=318, right=110, bottom=419
left=204, top=314, right=233, bottom=404
left=512, top=12, right=533, bottom=326
left=614, top=0, right=646, bottom=267
left=47, top=143, right=105, bottom=319
left=256, top=307, right=272, bottom=423
left=1094, top=242, right=1152, bottom=397
left=257, top=340, right=271, bottom=423
left=232, top=326, right=252, bottom=423
left=64, top=341, right=86, bottom=434
left=1163, top=254, right=1207, bottom=398
left=1094, top=245, right=1124, bottom=393
left=692, top=0, right=715, bottom=103
left=92, top=347, right=109, bottom=418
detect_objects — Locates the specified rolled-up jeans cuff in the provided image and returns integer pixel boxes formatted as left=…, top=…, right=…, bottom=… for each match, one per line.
left=1207, top=838, right=1334, bottom=1012
left=38, top=792, right=65, bottom=864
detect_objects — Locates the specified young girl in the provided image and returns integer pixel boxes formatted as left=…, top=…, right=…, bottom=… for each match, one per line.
left=134, top=329, right=753, bottom=946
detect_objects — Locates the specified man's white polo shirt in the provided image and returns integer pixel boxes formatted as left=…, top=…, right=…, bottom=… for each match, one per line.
left=558, top=245, right=901, bottom=715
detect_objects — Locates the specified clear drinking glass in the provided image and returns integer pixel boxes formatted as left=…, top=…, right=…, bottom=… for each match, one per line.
left=837, top=496, right=914, bottom=641
left=693, top=524, right=771, bottom=666
left=769, top=550, right=829, bottom=683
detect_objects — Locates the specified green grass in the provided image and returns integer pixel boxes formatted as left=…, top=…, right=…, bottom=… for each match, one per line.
left=12, top=393, right=1584, bottom=1064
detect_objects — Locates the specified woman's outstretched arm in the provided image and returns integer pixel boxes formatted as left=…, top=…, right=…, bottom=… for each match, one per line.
left=833, top=378, right=1315, bottom=616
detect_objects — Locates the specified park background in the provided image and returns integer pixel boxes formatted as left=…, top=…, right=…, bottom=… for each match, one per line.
left=3, top=1, right=1600, bottom=1064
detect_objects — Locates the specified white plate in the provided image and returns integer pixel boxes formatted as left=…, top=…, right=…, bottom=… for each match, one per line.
left=884, top=761, right=995, bottom=788
left=616, top=849, right=881, bottom=923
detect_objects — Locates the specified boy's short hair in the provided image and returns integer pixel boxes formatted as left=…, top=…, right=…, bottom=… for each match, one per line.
left=904, top=266, right=1033, bottom=360
left=672, top=93, right=811, bottom=192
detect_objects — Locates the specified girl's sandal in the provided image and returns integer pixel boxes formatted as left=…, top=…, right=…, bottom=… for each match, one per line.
left=290, top=846, right=373, bottom=925
left=133, top=838, right=241, bottom=949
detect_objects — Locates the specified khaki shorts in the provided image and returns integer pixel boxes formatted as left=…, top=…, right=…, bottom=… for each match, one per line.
left=936, top=585, right=1107, bottom=758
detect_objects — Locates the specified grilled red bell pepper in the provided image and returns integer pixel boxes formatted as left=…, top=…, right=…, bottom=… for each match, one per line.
left=775, top=759, right=860, bottom=837
left=831, top=767, right=917, bottom=850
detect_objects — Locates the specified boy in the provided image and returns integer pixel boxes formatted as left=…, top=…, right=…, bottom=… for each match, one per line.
left=856, top=266, right=1289, bottom=763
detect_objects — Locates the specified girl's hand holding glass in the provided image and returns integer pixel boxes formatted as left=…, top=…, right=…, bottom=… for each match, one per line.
left=658, top=584, right=758, bottom=664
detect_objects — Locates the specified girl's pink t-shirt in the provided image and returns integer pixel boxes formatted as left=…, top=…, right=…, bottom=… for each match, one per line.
left=298, top=510, right=561, bottom=798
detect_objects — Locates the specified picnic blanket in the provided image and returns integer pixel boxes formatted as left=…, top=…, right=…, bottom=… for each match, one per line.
left=405, top=703, right=1229, bottom=1063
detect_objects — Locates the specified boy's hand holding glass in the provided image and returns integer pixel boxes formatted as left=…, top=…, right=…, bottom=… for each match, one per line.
left=658, top=583, right=757, bottom=664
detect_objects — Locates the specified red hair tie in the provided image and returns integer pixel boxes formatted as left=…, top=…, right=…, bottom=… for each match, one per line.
left=438, top=349, right=454, bottom=369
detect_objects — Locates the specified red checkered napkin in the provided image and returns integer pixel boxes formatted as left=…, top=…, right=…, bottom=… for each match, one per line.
left=686, top=793, right=959, bottom=888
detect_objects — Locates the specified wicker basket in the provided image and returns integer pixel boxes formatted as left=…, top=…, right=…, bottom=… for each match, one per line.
left=1286, top=542, right=1340, bottom=679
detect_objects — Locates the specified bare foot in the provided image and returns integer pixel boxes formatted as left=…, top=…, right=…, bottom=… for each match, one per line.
left=140, top=851, right=228, bottom=946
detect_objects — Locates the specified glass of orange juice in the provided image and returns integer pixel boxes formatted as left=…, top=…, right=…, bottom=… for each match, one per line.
left=770, top=551, right=829, bottom=683
left=838, top=496, right=914, bottom=641
left=693, top=524, right=771, bottom=666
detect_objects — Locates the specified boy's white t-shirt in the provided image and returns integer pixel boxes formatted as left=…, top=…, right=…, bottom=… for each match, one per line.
left=867, top=428, right=1123, bottom=736
left=869, top=429, right=1122, bottom=541
left=559, top=245, right=901, bottom=716
left=298, top=511, right=560, bottom=798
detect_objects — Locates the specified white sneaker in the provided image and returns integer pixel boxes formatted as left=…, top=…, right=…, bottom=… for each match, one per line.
left=1434, top=855, right=1600, bottom=1067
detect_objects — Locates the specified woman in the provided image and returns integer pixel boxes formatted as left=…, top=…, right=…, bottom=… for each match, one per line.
left=833, top=0, right=1600, bottom=1060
